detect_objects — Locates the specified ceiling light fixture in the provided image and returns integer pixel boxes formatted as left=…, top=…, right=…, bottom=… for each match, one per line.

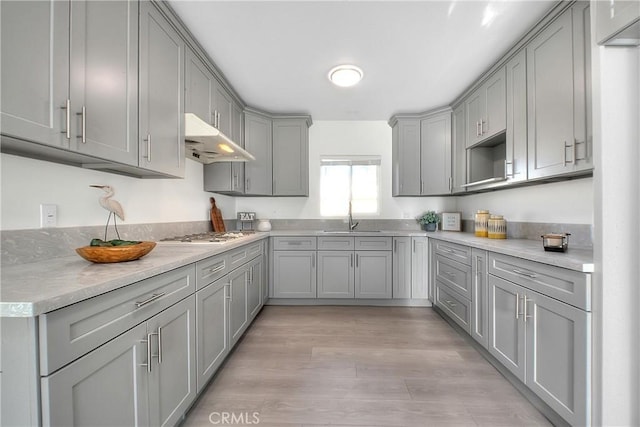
left=328, top=65, right=363, bottom=87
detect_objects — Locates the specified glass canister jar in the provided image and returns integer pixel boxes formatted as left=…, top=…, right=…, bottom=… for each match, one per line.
left=475, top=210, right=490, bottom=237
left=488, top=215, right=507, bottom=239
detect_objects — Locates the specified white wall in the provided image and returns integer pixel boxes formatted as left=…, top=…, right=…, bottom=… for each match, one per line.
left=0, top=154, right=235, bottom=230
left=456, top=178, right=593, bottom=223
left=236, top=121, right=456, bottom=220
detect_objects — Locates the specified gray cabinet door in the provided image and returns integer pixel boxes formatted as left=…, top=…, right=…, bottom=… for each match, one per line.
left=525, top=289, right=590, bottom=426
left=392, top=237, right=411, bottom=299
left=392, top=119, right=421, bottom=196
left=147, top=296, right=196, bottom=427
left=505, top=49, right=528, bottom=183
left=185, top=48, right=213, bottom=126
left=195, top=279, right=228, bottom=393
left=527, top=7, right=588, bottom=179
left=411, top=237, right=429, bottom=299
left=231, top=103, right=246, bottom=193
left=248, top=256, right=263, bottom=318
left=139, top=1, right=185, bottom=177
left=451, top=104, right=467, bottom=193
left=69, top=0, right=138, bottom=165
left=420, top=111, right=452, bottom=195
left=488, top=275, right=526, bottom=381
left=465, top=90, right=483, bottom=148
left=317, top=251, right=355, bottom=298
left=355, top=251, right=392, bottom=299
left=482, top=67, right=506, bottom=141
left=212, top=79, right=233, bottom=136
left=244, top=111, right=273, bottom=195
left=272, top=118, right=309, bottom=196
left=272, top=251, right=316, bottom=298
left=471, top=249, right=489, bottom=349
left=1, top=0, right=69, bottom=148
left=41, top=323, right=150, bottom=427
left=229, top=266, right=248, bottom=347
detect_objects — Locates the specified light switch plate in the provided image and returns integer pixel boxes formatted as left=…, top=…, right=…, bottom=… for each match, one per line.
left=40, top=204, right=57, bottom=228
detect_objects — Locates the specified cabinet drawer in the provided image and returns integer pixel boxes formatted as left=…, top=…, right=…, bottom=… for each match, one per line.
left=318, top=236, right=355, bottom=250
left=435, top=254, right=472, bottom=300
left=488, top=253, right=591, bottom=310
left=355, top=236, right=392, bottom=251
left=39, top=264, right=196, bottom=376
left=196, top=254, right=228, bottom=290
left=435, top=282, right=471, bottom=333
left=272, top=236, right=317, bottom=250
left=432, top=239, right=472, bottom=265
left=228, top=240, right=263, bottom=270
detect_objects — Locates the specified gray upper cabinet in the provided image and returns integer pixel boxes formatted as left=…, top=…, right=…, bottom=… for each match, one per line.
left=212, top=79, right=233, bottom=136
left=391, top=119, right=421, bottom=196
left=139, top=1, right=185, bottom=177
left=1, top=0, right=69, bottom=148
left=185, top=48, right=213, bottom=126
left=272, top=118, right=310, bottom=196
left=527, top=3, right=591, bottom=180
left=69, top=0, right=139, bottom=165
left=451, top=104, right=467, bottom=194
left=1, top=0, right=139, bottom=166
left=421, top=110, right=452, bottom=195
left=244, top=111, right=273, bottom=195
left=466, top=67, right=506, bottom=147
left=505, top=49, right=528, bottom=184
left=596, top=0, right=640, bottom=46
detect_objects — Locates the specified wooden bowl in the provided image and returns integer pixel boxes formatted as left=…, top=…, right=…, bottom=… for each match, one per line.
left=76, top=241, right=157, bottom=263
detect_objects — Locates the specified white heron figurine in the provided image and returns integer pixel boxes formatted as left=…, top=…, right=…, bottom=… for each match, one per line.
left=90, top=185, right=125, bottom=241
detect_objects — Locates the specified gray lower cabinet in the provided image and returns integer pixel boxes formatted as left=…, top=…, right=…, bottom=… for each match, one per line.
left=247, top=255, right=264, bottom=319
left=244, top=110, right=273, bottom=195
left=272, top=250, right=317, bottom=298
left=488, top=274, right=590, bottom=426
left=317, top=251, right=355, bottom=298
left=527, top=2, right=591, bottom=180
left=229, top=265, right=249, bottom=347
left=195, top=279, right=228, bottom=393
left=139, top=1, right=185, bottom=177
left=355, top=251, right=392, bottom=299
left=272, top=118, right=310, bottom=196
left=392, top=237, right=411, bottom=299
left=411, top=237, right=429, bottom=299
left=42, top=296, right=196, bottom=427
left=470, top=249, right=489, bottom=349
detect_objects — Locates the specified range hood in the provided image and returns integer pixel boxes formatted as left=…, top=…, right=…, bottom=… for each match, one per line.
left=184, top=113, right=255, bottom=163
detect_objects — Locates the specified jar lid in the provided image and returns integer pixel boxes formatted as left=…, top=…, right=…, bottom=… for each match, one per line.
left=489, top=215, right=503, bottom=219
left=477, top=210, right=489, bottom=214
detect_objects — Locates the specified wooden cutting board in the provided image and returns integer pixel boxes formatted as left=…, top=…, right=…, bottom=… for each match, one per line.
left=210, top=197, right=226, bottom=232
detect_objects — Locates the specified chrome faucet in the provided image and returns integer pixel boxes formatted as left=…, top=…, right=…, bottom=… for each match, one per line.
left=348, top=201, right=359, bottom=231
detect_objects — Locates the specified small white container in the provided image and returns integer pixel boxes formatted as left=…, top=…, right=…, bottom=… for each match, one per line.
left=257, top=219, right=272, bottom=231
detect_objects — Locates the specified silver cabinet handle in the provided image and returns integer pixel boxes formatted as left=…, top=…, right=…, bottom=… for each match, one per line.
left=144, top=134, right=151, bottom=162
left=225, top=283, right=231, bottom=300
left=575, top=139, right=586, bottom=161
left=413, top=240, right=416, bottom=253
left=350, top=253, right=353, bottom=267
left=476, top=121, right=480, bottom=137
left=394, top=240, right=397, bottom=253
left=246, top=178, right=250, bottom=191
left=480, top=119, right=485, bottom=135
left=449, top=176, right=453, bottom=192
left=141, top=335, right=152, bottom=372
left=420, top=181, right=424, bottom=194
left=356, top=254, right=359, bottom=268
left=512, top=268, right=537, bottom=278
left=61, top=100, right=70, bottom=139
left=135, top=292, right=165, bottom=308
left=157, top=327, right=163, bottom=364
left=515, top=293, right=520, bottom=319
left=563, top=141, right=574, bottom=165
left=445, top=299, right=457, bottom=308
left=77, top=106, right=86, bottom=143
left=523, top=296, right=532, bottom=322
left=207, top=263, right=226, bottom=275
left=445, top=271, right=456, bottom=278
left=505, top=160, right=514, bottom=178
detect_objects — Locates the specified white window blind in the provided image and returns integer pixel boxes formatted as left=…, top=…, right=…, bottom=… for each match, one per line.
left=320, top=156, right=381, bottom=217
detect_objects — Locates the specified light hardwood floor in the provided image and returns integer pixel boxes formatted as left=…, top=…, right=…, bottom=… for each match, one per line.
left=182, top=306, right=551, bottom=427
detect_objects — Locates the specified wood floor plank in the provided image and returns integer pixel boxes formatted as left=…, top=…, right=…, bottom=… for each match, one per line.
left=182, top=306, right=551, bottom=427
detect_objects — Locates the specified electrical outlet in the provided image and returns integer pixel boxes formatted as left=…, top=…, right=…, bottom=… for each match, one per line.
left=40, top=204, right=57, bottom=228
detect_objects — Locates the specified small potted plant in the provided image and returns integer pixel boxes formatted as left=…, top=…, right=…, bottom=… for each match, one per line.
left=418, top=211, right=440, bottom=232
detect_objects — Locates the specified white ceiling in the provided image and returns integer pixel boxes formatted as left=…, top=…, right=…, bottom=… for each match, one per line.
left=168, top=1, right=557, bottom=120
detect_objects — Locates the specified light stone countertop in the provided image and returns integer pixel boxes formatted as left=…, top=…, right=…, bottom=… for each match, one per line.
left=0, top=233, right=269, bottom=317
left=1, top=230, right=593, bottom=318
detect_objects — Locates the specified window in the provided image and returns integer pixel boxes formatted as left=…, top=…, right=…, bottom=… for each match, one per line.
left=320, top=156, right=380, bottom=217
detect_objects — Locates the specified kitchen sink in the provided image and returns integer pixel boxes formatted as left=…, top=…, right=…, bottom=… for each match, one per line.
left=321, top=230, right=382, bottom=234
